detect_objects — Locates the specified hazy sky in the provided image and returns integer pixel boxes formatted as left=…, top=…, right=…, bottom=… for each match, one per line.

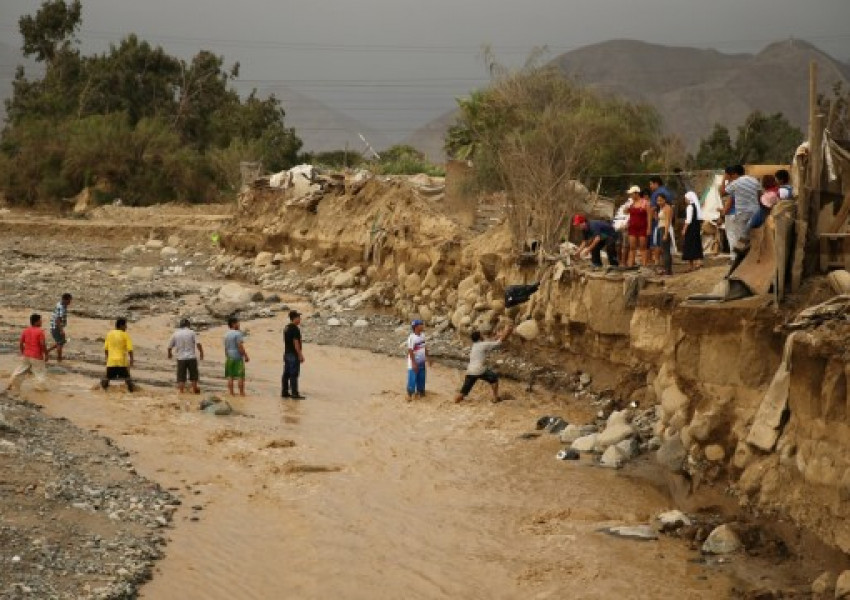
left=2, top=0, right=849, bottom=144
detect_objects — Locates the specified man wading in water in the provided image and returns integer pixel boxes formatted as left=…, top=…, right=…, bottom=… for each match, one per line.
left=281, top=310, right=305, bottom=399
left=455, top=325, right=512, bottom=404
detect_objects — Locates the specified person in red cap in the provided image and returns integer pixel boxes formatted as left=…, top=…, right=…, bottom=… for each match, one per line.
left=571, top=215, right=620, bottom=268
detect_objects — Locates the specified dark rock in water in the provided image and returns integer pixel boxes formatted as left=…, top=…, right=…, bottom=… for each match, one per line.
left=536, top=416, right=552, bottom=430
left=199, top=395, right=222, bottom=411
left=556, top=448, right=581, bottom=461
left=547, top=417, right=568, bottom=434
left=535, top=415, right=568, bottom=432
left=203, top=401, right=233, bottom=416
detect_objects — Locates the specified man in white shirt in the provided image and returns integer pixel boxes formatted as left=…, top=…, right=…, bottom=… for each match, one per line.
left=167, top=318, right=204, bottom=394
left=454, top=325, right=513, bottom=404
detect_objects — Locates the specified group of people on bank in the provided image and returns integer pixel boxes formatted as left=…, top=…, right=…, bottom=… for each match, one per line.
left=569, top=167, right=793, bottom=275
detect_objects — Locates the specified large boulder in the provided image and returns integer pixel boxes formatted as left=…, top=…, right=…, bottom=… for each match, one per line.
left=254, top=252, right=274, bottom=268
left=595, top=411, right=635, bottom=449
left=128, top=266, right=155, bottom=280
left=218, top=283, right=255, bottom=305
left=514, top=319, right=540, bottom=341
left=571, top=433, right=598, bottom=453
left=701, top=524, right=742, bottom=555
left=837, top=571, right=850, bottom=600
left=404, top=273, right=423, bottom=295
left=599, top=444, right=628, bottom=468
left=656, top=436, right=687, bottom=473
left=332, top=271, right=356, bottom=289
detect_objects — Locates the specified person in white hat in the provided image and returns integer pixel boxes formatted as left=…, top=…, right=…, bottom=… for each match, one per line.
left=626, top=186, right=651, bottom=267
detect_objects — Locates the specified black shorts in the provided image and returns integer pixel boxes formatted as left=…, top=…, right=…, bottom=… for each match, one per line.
left=459, top=369, right=499, bottom=396
left=177, top=359, right=199, bottom=383
left=105, top=366, right=131, bottom=380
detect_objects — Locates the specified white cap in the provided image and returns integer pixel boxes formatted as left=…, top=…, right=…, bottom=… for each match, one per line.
left=626, top=185, right=641, bottom=194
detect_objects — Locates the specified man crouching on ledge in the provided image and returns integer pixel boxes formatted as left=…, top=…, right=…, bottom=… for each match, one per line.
left=455, top=324, right=513, bottom=404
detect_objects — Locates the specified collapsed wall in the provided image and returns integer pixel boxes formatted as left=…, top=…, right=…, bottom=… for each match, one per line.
left=221, top=174, right=849, bottom=554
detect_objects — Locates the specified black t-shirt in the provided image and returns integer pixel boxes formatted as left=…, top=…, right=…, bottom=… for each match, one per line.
left=284, top=323, right=301, bottom=355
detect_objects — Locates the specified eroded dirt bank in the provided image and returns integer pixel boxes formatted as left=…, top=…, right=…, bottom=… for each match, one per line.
left=220, top=175, right=850, bottom=571
left=0, top=198, right=847, bottom=598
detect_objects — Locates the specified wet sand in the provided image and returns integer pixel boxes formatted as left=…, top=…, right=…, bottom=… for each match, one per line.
left=1, top=312, right=736, bottom=599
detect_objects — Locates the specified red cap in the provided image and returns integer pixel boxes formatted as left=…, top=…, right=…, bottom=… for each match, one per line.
left=572, top=214, right=586, bottom=226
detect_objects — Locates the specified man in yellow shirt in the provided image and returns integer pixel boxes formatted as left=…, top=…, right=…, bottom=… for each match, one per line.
left=101, top=318, right=136, bottom=392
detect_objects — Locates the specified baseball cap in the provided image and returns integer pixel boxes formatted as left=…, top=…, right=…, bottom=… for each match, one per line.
left=626, top=185, right=641, bottom=194
left=411, top=319, right=424, bottom=329
left=572, top=214, right=586, bottom=226
left=289, top=310, right=302, bottom=321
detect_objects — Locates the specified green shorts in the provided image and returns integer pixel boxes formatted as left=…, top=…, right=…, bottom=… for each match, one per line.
left=224, top=358, right=245, bottom=379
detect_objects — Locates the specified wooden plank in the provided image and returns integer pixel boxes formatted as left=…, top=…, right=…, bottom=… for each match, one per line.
left=791, top=220, right=807, bottom=292
left=830, top=193, right=850, bottom=234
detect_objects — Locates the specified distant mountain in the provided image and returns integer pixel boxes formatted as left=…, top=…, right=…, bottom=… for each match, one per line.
left=406, top=39, right=850, bottom=160
left=257, top=85, right=392, bottom=156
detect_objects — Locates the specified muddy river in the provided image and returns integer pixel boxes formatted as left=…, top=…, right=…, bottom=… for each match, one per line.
left=0, top=309, right=749, bottom=599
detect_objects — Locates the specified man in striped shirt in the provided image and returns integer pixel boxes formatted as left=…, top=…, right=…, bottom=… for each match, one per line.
left=48, top=293, right=72, bottom=362
left=720, top=165, right=762, bottom=251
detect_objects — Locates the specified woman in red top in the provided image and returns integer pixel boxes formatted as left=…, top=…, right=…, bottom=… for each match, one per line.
left=627, top=188, right=651, bottom=267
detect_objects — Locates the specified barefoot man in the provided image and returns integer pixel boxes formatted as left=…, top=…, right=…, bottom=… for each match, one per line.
left=168, top=318, right=204, bottom=394
left=7, top=314, right=49, bottom=393
left=224, top=316, right=249, bottom=396
left=47, top=293, right=72, bottom=362
left=454, top=324, right=513, bottom=404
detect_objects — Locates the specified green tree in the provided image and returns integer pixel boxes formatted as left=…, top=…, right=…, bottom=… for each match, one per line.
left=18, top=0, right=81, bottom=63
left=734, top=111, right=803, bottom=164
left=691, top=124, right=735, bottom=168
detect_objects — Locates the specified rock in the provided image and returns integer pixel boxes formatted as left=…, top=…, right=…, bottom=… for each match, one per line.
left=701, top=524, right=742, bottom=554
left=418, top=305, right=433, bottom=322
left=203, top=401, right=233, bottom=416
left=332, top=271, right=356, bottom=288
left=704, top=444, right=726, bottom=462
left=596, top=411, right=635, bottom=449
left=404, top=273, right=422, bottom=295
left=656, top=510, right=692, bottom=532
left=128, top=266, right=155, bottom=280
left=601, top=525, right=658, bottom=541
left=254, top=252, right=274, bottom=268
left=161, top=246, right=179, bottom=258
left=121, top=245, right=140, bottom=256
left=327, top=318, right=342, bottom=327
left=514, top=319, right=540, bottom=341
left=145, top=239, right=164, bottom=249
left=811, top=571, right=837, bottom=596
left=167, top=234, right=181, bottom=247
left=218, top=283, right=255, bottom=305
left=301, top=249, right=313, bottom=263
left=347, top=265, right=363, bottom=276
left=661, top=385, right=689, bottom=418
left=579, top=372, right=592, bottom=387
left=571, top=434, right=598, bottom=453
left=614, top=438, right=640, bottom=459
left=656, top=436, right=687, bottom=473
left=556, top=448, right=581, bottom=461
left=199, top=394, right=222, bottom=410
left=264, top=293, right=281, bottom=303
left=272, top=253, right=285, bottom=265
left=836, top=571, right=850, bottom=599
left=600, top=445, right=628, bottom=468
left=558, top=424, right=584, bottom=444
left=353, top=319, right=369, bottom=328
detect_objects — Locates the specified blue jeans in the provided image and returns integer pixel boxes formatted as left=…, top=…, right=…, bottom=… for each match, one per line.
left=407, top=365, right=426, bottom=395
left=748, top=206, right=768, bottom=231
left=282, top=353, right=301, bottom=396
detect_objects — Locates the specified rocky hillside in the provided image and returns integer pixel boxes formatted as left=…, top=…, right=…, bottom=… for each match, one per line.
left=406, top=38, right=850, bottom=159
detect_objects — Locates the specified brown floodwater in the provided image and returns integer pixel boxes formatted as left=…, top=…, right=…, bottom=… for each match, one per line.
left=2, top=313, right=738, bottom=599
